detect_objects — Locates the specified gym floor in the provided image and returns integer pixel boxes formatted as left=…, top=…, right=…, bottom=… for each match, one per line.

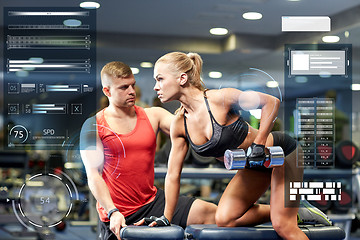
left=53, top=225, right=97, bottom=240
left=352, top=230, right=360, bottom=240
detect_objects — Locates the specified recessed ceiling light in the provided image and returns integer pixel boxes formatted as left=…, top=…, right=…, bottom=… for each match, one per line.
left=322, top=35, right=340, bottom=43
left=266, top=81, right=279, bottom=88
left=351, top=84, right=360, bottom=91
left=344, top=31, right=350, bottom=38
left=63, top=19, right=82, bottom=27
left=242, top=12, right=262, bottom=20
left=319, top=71, right=331, bottom=78
left=131, top=67, right=139, bottom=74
left=80, top=2, right=100, bottom=9
left=295, top=76, right=308, bottom=83
left=16, top=70, right=29, bottom=77
left=28, top=57, right=44, bottom=64
left=209, top=28, right=228, bottom=35
left=209, top=71, right=222, bottom=78
left=23, top=66, right=35, bottom=71
left=287, top=0, right=301, bottom=2
left=140, top=62, right=153, bottom=68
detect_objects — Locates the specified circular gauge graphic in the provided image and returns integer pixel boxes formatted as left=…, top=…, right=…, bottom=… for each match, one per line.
left=16, top=172, right=78, bottom=228
left=9, top=125, right=29, bottom=144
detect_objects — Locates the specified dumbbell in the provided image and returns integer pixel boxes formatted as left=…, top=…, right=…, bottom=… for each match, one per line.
left=224, top=146, right=285, bottom=170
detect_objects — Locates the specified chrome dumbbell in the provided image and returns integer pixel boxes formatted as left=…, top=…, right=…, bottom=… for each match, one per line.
left=224, top=146, right=285, bottom=170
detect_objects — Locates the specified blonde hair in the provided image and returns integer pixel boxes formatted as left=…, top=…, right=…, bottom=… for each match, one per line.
left=100, top=61, right=133, bottom=88
left=156, top=52, right=206, bottom=116
left=155, top=52, right=205, bottom=91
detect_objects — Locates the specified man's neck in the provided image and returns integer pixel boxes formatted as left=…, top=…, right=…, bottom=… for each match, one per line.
left=103, top=104, right=138, bottom=134
left=105, top=104, right=136, bottom=119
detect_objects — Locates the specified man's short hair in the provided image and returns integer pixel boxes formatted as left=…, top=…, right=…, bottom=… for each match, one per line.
left=100, top=61, right=133, bottom=88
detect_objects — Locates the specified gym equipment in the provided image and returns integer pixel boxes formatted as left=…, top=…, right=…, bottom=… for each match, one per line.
left=333, top=188, right=352, bottom=213
left=120, top=225, right=184, bottom=240
left=184, top=224, right=345, bottom=240
left=351, top=215, right=360, bottom=233
left=224, top=146, right=284, bottom=170
left=335, top=140, right=360, bottom=169
left=0, top=151, right=28, bottom=178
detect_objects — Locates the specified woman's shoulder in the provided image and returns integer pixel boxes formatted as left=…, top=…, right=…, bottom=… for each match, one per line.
left=206, top=88, right=241, bottom=105
left=207, top=87, right=240, bottom=96
left=173, top=109, right=185, bottom=125
left=171, top=110, right=187, bottom=136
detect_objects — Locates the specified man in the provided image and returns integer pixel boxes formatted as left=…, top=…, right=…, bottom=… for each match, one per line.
left=80, top=61, right=217, bottom=240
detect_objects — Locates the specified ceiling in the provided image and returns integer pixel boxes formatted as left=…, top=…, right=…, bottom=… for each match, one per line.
left=2, top=0, right=357, bottom=37
left=1, top=0, right=360, bottom=104
left=96, top=0, right=360, bottom=37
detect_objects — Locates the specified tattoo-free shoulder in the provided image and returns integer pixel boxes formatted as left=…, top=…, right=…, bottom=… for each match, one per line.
left=206, top=88, right=242, bottom=108
left=171, top=111, right=186, bottom=138
left=144, top=106, right=171, bottom=118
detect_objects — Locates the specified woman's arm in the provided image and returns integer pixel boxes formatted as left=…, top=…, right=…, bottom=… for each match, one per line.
left=163, top=123, right=189, bottom=222
left=222, top=88, right=280, bottom=145
left=161, top=115, right=189, bottom=222
left=134, top=114, right=188, bottom=227
left=138, top=116, right=189, bottom=227
left=252, top=92, right=280, bottom=145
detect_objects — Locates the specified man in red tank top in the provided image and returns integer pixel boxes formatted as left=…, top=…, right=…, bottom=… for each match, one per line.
left=80, top=62, right=217, bottom=240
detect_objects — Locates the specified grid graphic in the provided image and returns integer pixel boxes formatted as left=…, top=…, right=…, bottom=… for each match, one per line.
left=289, top=181, right=341, bottom=201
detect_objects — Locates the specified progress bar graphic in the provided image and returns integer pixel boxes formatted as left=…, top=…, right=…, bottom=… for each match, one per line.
left=9, top=24, right=90, bottom=30
left=32, top=104, right=67, bottom=114
left=7, top=35, right=91, bottom=49
left=46, top=85, right=80, bottom=92
left=8, top=11, right=89, bottom=16
left=7, top=59, right=91, bottom=72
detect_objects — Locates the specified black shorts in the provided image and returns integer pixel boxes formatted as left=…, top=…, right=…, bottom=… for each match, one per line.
left=99, top=188, right=195, bottom=240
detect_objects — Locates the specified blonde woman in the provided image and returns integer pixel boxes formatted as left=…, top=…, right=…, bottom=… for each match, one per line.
left=144, top=52, right=331, bottom=240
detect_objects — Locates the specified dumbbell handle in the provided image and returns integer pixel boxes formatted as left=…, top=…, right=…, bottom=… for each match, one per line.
left=224, top=146, right=284, bottom=170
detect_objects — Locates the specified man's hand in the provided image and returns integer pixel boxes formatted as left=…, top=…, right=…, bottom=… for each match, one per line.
left=134, top=215, right=170, bottom=227
left=109, top=211, right=127, bottom=240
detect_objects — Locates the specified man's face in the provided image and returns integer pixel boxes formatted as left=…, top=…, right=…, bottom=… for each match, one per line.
left=104, top=75, right=136, bottom=108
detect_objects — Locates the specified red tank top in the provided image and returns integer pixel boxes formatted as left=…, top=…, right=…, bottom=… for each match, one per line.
left=96, top=105, right=157, bottom=221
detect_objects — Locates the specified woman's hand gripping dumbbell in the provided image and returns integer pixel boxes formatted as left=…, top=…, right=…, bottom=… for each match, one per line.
left=224, top=143, right=285, bottom=170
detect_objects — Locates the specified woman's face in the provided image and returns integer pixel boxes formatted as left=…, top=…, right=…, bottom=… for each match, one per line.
left=153, top=62, right=181, bottom=103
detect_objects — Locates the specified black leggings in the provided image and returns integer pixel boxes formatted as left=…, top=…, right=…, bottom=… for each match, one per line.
left=271, top=131, right=297, bottom=156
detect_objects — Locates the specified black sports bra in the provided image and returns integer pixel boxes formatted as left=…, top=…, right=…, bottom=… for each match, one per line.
left=184, top=92, right=248, bottom=158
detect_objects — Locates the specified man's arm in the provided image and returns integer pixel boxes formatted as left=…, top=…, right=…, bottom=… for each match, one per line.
left=149, top=107, right=174, bottom=136
left=80, top=117, right=126, bottom=239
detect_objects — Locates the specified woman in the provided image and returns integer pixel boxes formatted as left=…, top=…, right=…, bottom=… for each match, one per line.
left=151, top=52, right=322, bottom=240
